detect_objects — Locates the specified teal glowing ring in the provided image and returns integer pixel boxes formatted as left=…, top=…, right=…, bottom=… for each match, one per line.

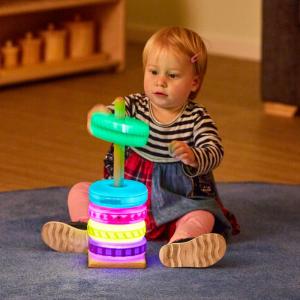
left=90, top=112, right=149, bottom=146
left=89, top=179, right=148, bottom=208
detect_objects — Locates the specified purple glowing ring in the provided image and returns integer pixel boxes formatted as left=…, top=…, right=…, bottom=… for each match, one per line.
left=89, top=238, right=147, bottom=257
left=88, top=203, right=147, bottom=224
left=89, top=237, right=146, bottom=248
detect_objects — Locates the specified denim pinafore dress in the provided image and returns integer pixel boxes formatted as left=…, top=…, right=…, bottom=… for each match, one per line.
left=104, top=147, right=239, bottom=239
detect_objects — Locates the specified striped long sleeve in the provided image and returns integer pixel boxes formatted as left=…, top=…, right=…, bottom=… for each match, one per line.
left=188, top=109, right=224, bottom=176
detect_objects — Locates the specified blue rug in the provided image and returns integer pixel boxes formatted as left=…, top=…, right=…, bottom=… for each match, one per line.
left=0, top=183, right=299, bottom=300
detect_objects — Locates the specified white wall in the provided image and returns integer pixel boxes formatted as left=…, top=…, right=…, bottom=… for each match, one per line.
left=127, top=0, right=262, bottom=61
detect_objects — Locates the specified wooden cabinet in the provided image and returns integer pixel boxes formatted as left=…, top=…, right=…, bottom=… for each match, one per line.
left=0, top=0, right=125, bottom=86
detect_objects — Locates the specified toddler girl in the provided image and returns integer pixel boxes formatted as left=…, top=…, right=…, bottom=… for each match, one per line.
left=42, top=26, right=239, bottom=268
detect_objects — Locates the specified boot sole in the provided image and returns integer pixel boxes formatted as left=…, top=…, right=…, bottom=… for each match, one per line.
left=159, top=233, right=226, bottom=268
left=41, top=221, right=88, bottom=253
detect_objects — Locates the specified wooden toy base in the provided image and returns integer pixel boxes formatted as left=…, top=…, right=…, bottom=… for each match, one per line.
left=0, top=53, right=118, bottom=86
left=264, top=102, right=298, bottom=117
left=88, top=252, right=147, bottom=269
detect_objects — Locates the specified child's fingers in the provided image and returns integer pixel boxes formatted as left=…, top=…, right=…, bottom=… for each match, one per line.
left=169, top=141, right=197, bottom=167
left=169, top=142, right=190, bottom=160
left=88, top=104, right=111, bottom=118
left=177, top=153, right=189, bottom=162
left=169, top=141, right=187, bottom=155
left=87, top=104, right=111, bottom=134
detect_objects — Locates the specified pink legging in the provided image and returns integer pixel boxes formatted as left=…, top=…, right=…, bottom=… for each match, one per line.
left=68, top=182, right=215, bottom=243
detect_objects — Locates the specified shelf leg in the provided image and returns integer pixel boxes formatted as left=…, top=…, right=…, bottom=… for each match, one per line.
left=264, top=102, right=298, bottom=117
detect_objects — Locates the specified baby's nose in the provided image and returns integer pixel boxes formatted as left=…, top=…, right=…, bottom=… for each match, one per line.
left=156, top=76, right=167, bottom=87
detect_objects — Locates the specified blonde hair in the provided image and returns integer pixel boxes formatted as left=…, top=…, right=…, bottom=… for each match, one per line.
left=143, top=27, right=207, bottom=99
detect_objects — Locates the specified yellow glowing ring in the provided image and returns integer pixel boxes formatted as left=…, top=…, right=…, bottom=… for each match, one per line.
left=87, top=220, right=146, bottom=242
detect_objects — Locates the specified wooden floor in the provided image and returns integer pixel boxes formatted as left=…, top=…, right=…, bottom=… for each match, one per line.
left=0, top=43, right=299, bottom=192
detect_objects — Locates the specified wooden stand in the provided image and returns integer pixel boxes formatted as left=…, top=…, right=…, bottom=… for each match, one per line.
left=264, top=102, right=298, bottom=117
left=0, top=0, right=125, bottom=86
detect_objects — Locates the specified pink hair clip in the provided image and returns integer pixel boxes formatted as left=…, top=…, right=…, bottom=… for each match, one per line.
left=191, top=52, right=201, bottom=63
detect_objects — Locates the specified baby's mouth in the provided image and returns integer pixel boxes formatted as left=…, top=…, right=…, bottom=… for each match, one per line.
left=154, top=92, right=167, bottom=97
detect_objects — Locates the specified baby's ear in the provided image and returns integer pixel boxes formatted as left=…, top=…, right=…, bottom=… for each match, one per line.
left=191, top=75, right=201, bottom=92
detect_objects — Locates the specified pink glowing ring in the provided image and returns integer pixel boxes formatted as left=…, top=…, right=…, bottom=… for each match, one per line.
left=88, top=203, right=147, bottom=224
left=89, top=251, right=146, bottom=263
left=89, top=237, right=146, bottom=257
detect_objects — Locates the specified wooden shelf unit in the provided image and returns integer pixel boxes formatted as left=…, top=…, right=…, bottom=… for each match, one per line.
left=0, top=0, right=125, bottom=86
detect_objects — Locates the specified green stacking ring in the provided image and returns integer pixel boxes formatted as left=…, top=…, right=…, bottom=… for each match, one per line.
left=90, top=112, right=149, bottom=147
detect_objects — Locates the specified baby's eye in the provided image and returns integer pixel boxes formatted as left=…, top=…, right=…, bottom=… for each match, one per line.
left=168, top=73, right=179, bottom=79
left=149, top=69, right=158, bottom=75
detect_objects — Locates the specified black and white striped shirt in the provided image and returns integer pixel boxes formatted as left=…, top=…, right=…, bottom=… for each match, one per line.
left=109, top=93, right=223, bottom=176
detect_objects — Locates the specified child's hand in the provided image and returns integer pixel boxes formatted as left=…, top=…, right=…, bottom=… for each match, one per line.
left=169, top=141, right=198, bottom=168
left=87, top=104, right=111, bottom=134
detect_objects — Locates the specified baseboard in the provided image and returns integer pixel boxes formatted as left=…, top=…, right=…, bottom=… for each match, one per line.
left=203, top=34, right=261, bottom=61
left=127, top=24, right=261, bottom=61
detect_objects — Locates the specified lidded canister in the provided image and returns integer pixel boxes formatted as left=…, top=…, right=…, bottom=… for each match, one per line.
left=1, top=40, right=19, bottom=69
left=40, top=23, right=67, bottom=62
left=19, top=32, right=41, bottom=66
left=65, top=15, right=95, bottom=58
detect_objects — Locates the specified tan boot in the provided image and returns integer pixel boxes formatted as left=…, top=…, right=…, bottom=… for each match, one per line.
left=159, top=233, right=226, bottom=268
left=41, top=221, right=88, bottom=253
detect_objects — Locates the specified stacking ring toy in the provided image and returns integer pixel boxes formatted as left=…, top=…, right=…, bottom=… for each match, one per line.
left=87, top=97, right=149, bottom=268
left=88, top=203, right=147, bottom=224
